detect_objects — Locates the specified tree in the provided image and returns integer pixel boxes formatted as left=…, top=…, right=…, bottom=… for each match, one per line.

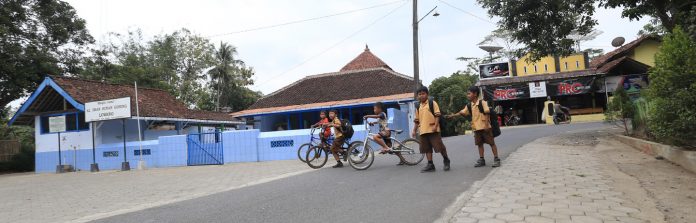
left=605, top=88, right=635, bottom=135
left=477, top=0, right=696, bottom=61
left=208, top=42, right=257, bottom=112
left=0, top=0, right=93, bottom=109
left=646, top=27, right=696, bottom=147
left=428, top=72, right=479, bottom=136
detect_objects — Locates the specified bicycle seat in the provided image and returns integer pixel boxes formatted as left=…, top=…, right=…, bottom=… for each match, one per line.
left=389, top=129, right=403, bottom=134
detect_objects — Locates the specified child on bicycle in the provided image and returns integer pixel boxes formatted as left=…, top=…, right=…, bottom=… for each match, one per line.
left=324, top=109, right=345, bottom=168
left=310, top=110, right=331, bottom=148
left=363, top=102, right=392, bottom=154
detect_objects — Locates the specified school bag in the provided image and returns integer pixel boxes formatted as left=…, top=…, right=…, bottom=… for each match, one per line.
left=467, top=100, right=501, bottom=137
left=414, top=97, right=446, bottom=130
left=340, top=119, right=354, bottom=139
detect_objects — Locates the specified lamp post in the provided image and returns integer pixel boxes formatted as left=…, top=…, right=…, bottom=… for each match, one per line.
left=412, top=1, right=439, bottom=98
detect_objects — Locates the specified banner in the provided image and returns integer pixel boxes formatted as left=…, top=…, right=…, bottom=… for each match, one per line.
left=85, top=97, right=132, bottom=122
left=479, top=62, right=511, bottom=79
left=485, top=84, right=530, bottom=101
left=547, top=77, right=595, bottom=96
left=528, top=81, right=547, bottom=98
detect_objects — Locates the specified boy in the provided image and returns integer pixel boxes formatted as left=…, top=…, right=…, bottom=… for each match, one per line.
left=323, top=109, right=345, bottom=168
left=411, top=86, right=450, bottom=172
left=363, top=102, right=392, bottom=154
left=446, top=86, right=501, bottom=168
left=310, top=110, right=331, bottom=148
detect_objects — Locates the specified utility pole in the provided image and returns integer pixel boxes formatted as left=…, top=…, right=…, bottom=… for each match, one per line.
left=412, top=0, right=419, bottom=99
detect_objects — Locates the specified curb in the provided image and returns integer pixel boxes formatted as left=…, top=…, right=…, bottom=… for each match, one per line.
left=613, top=134, right=696, bottom=174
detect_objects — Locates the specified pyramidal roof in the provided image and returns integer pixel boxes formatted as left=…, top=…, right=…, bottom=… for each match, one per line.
left=339, top=45, right=392, bottom=72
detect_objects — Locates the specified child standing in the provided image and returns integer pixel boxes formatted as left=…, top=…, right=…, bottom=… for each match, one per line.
left=446, top=86, right=501, bottom=167
left=324, top=110, right=345, bottom=168
left=412, top=86, right=450, bottom=172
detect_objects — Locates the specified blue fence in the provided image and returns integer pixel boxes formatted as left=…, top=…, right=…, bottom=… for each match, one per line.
left=187, top=132, right=224, bottom=165
left=34, top=108, right=410, bottom=172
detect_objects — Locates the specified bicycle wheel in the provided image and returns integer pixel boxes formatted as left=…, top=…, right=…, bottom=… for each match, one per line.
left=297, top=143, right=312, bottom=163
left=305, top=145, right=328, bottom=169
left=347, top=142, right=374, bottom=170
left=396, top=138, right=424, bottom=166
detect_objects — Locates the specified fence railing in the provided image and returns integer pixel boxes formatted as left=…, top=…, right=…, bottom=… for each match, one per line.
left=0, top=140, right=20, bottom=162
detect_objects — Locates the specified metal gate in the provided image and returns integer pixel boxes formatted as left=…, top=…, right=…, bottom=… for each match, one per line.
left=187, top=132, right=223, bottom=165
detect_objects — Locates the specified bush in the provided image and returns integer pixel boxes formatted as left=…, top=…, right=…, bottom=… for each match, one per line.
left=646, top=27, right=696, bottom=147
left=605, top=88, right=635, bottom=135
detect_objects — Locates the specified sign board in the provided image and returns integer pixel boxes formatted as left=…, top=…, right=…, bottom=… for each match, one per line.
left=479, top=62, right=511, bottom=79
left=85, top=97, right=132, bottom=122
left=485, top=84, right=530, bottom=101
left=48, top=116, right=66, bottom=133
left=529, top=81, right=548, bottom=98
left=547, top=77, right=595, bottom=96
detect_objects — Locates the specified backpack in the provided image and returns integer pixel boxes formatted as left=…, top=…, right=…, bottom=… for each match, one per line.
left=467, top=100, right=501, bottom=137
left=340, top=119, right=354, bottom=139
left=415, top=97, right=446, bottom=130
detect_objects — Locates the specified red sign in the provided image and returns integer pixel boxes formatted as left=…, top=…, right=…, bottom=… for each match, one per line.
left=493, top=88, right=526, bottom=100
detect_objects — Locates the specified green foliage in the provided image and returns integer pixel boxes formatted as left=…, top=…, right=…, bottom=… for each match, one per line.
left=428, top=72, right=479, bottom=136
left=0, top=107, right=35, bottom=172
left=477, top=0, right=696, bottom=61
left=0, top=0, right=93, bottom=109
left=646, top=27, right=696, bottom=147
left=79, top=29, right=260, bottom=111
left=605, top=88, right=635, bottom=135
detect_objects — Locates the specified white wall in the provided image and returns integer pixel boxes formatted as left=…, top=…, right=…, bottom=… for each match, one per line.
left=34, top=116, right=93, bottom=153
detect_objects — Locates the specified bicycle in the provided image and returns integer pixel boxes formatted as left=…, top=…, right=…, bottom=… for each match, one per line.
left=346, top=123, right=423, bottom=170
left=296, top=127, right=330, bottom=163
left=304, top=131, right=362, bottom=169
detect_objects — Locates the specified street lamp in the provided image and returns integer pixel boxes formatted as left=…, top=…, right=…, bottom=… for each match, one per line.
left=413, top=1, right=439, bottom=98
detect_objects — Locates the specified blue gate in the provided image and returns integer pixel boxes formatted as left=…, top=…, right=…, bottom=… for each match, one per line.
left=187, top=132, right=223, bottom=165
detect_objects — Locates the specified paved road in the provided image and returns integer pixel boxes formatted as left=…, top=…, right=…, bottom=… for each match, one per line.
left=94, top=122, right=607, bottom=223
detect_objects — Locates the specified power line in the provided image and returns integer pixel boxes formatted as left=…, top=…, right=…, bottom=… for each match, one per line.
left=255, top=1, right=408, bottom=88
left=207, top=0, right=406, bottom=38
left=437, top=0, right=495, bottom=25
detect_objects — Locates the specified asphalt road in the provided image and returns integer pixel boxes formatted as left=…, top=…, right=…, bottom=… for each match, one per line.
left=94, top=122, right=607, bottom=223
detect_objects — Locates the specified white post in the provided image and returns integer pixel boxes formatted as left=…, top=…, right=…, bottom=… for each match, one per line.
left=135, top=81, right=146, bottom=170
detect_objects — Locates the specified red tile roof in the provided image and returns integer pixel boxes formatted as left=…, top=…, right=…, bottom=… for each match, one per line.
left=232, top=93, right=413, bottom=117
left=340, top=45, right=392, bottom=72
left=51, top=76, right=237, bottom=122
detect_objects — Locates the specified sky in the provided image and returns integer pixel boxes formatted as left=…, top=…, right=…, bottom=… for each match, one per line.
left=9, top=0, right=648, bottom=109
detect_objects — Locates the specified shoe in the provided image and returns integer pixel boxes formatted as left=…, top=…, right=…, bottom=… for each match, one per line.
left=332, top=162, right=343, bottom=168
left=492, top=158, right=501, bottom=168
left=420, top=163, right=436, bottom=172
left=474, top=158, right=486, bottom=167
left=444, top=160, right=450, bottom=171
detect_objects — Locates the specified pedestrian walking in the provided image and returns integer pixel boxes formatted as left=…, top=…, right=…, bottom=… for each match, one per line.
left=446, top=86, right=501, bottom=167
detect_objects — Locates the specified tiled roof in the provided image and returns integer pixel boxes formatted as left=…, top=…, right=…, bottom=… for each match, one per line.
left=247, top=67, right=414, bottom=110
left=590, top=35, right=660, bottom=71
left=340, top=45, right=392, bottom=72
left=51, top=76, right=236, bottom=122
left=233, top=93, right=413, bottom=117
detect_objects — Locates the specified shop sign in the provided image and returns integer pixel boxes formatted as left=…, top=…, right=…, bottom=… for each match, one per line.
left=479, top=62, right=511, bottom=79
left=529, top=81, right=547, bottom=98
left=487, top=84, right=529, bottom=101
left=547, top=77, right=595, bottom=96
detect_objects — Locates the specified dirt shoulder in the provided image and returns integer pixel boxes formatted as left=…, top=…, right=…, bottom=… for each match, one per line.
left=599, top=133, right=696, bottom=223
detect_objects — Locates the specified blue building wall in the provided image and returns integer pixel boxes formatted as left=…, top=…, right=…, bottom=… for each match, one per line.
left=34, top=108, right=411, bottom=173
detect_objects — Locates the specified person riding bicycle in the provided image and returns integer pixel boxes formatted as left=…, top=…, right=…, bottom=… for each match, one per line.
left=310, top=110, right=331, bottom=148
left=553, top=102, right=570, bottom=122
left=323, top=109, right=345, bottom=168
left=362, top=102, right=394, bottom=154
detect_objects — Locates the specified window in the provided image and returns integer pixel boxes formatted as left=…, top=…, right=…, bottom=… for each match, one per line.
left=576, top=61, right=580, bottom=68
left=40, top=112, right=89, bottom=134
left=523, top=66, right=527, bottom=73
left=544, top=64, right=548, bottom=72
left=533, top=65, right=538, bottom=72
left=564, top=62, right=568, bottom=70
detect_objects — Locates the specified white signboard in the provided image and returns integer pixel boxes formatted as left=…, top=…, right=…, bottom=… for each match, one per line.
left=85, top=97, right=132, bottom=122
left=48, top=116, right=66, bottom=133
left=529, top=81, right=548, bottom=98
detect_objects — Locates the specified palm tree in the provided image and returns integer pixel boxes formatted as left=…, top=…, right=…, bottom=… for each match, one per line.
left=208, top=42, right=250, bottom=111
